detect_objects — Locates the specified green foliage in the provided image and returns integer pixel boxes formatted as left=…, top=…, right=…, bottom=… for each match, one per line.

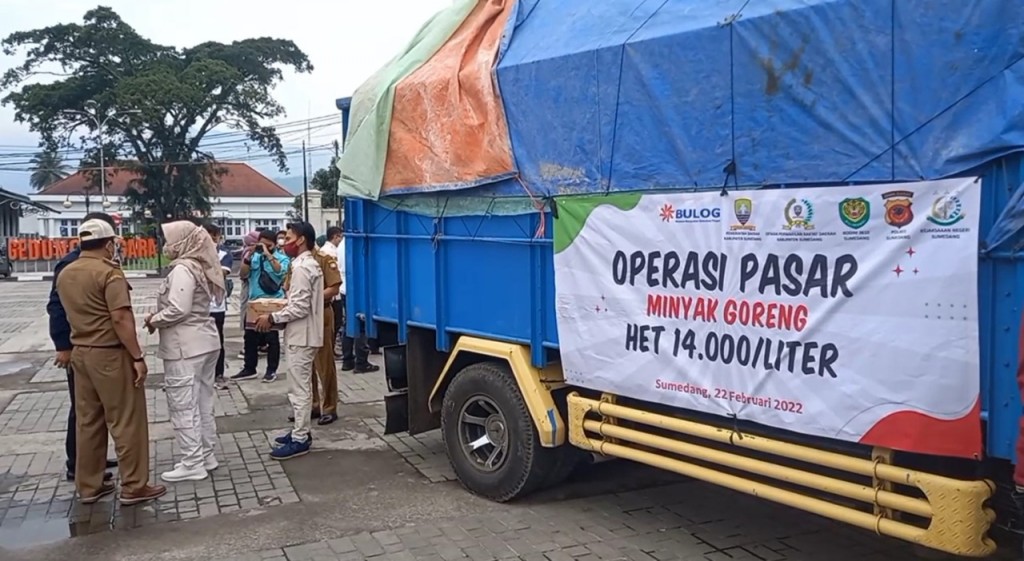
left=289, top=154, right=343, bottom=218
left=28, top=147, right=70, bottom=190
left=1, top=6, right=313, bottom=219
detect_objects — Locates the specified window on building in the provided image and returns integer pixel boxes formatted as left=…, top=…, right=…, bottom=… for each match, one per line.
left=221, top=219, right=246, bottom=239
left=253, top=219, right=281, bottom=232
left=58, top=219, right=81, bottom=238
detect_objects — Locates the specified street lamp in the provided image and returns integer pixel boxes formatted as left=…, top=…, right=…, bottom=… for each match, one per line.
left=61, top=190, right=99, bottom=213
left=61, top=101, right=141, bottom=208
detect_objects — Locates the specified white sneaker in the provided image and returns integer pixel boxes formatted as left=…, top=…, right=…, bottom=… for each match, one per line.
left=161, top=464, right=209, bottom=482
left=173, top=456, right=219, bottom=472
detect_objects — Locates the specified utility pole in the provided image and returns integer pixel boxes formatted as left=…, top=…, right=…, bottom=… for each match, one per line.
left=61, top=101, right=140, bottom=209
left=302, top=140, right=309, bottom=221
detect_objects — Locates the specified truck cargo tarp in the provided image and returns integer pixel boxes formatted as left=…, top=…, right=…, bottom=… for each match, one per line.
left=339, top=0, right=518, bottom=200
left=337, top=0, right=479, bottom=199
left=340, top=0, right=1023, bottom=205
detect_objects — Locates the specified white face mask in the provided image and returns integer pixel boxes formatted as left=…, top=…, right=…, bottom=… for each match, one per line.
left=277, top=239, right=285, bottom=247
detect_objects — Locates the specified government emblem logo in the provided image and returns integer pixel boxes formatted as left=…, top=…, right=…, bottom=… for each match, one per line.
left=783, top=198, right=814, bottom=230
left=730, top=198, right=755, bottom=231
left=839, top=197, right=870, bottom=229
left=882, top=190, right=914, bottom=228
left=927, top=194, right=964, bottom=227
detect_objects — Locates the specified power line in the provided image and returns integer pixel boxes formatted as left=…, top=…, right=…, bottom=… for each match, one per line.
left=0, top=113, right=343, bottom=160
left=0, top=145, right=336, bottom=174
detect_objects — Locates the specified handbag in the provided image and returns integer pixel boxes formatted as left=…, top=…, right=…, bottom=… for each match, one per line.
left=256, top=257, right=282, bottom=295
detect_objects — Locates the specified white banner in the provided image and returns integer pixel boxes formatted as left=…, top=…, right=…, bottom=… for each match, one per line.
left=553, top=178, right=982, bottom=458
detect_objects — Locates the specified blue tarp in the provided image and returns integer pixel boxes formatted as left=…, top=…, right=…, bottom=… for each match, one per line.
left=487, top=0, right=1024, bottom=196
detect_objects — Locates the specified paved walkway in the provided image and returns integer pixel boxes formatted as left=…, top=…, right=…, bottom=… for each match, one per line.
left=0, top=279, right=1017, bottom=560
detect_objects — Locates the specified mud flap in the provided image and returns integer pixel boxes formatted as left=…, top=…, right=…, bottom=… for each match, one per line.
left=382, top=345, right=411, bottom=434
left=384, top=390, right=410, bottom=435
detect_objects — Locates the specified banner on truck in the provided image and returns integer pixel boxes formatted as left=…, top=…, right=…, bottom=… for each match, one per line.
left=553, top=178, right=982, bottom=458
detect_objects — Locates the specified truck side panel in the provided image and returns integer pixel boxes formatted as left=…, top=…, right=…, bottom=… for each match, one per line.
left=345, top=154, right=1024, bottom=461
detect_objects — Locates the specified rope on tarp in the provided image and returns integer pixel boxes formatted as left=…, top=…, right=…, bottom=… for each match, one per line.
left=514, top=174, right=547, bottom=239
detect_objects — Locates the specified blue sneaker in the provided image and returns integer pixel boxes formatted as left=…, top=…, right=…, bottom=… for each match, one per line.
left=262, top=371, right=278, bottom=383
left=273, top=432, right=313, bottom=446
left=270, top=436, right=311, bottom=461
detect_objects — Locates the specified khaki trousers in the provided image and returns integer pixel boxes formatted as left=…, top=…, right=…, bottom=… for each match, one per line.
left=70, top=346, right=150, bottom=497
left=311, top=305, right=338, bottom=415
left=287, top=345, right=318, bottom=442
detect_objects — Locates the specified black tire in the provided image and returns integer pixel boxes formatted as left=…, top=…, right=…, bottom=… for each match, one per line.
left=441, top=361, right=559, bottom=502
left=542, top=444, right=584, bottom=488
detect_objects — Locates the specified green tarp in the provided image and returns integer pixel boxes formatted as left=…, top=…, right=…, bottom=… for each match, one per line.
left=337, top=0, right=478, bottom=200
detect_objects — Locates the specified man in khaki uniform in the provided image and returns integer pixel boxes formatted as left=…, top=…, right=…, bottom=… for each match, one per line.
left=56, top=219, right=167, bottom=505
left=285, top=242, right=342, bottom=425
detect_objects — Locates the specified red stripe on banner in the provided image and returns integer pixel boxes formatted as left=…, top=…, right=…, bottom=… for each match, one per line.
left=858, top=398, right=982, bottom=459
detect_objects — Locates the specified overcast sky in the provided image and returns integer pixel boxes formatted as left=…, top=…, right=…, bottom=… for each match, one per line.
left=0, top=0, right=451, bottom=192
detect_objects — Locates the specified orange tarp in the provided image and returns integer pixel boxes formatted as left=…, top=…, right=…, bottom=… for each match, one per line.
left=383, top=0, right=516, bottom=194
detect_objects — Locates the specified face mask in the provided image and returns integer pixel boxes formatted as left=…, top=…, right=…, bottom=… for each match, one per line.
left=283, top=241, right=300, bottom=258
left=277, top=239, right=285, bottom=247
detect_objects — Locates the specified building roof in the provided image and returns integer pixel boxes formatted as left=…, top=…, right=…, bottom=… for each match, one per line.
left=0, top=186, right=60, bottom=213
left=38, top=162, right=293, bottom=198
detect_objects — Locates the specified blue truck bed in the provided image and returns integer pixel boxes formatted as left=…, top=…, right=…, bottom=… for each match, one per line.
left=344, top=153, right=1024, bottom=462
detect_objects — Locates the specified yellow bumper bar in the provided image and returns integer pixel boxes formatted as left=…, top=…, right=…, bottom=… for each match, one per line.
left=567, top=393, right=996, bottom=557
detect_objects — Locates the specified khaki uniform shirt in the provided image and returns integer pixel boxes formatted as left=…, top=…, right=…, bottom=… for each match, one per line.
left=271, top=251, right=324, bottom=348
left=149, top=264, right=220, bottom=360
left=55, top=254, right=133, bottom=348
left=286, top=248, right=341, bottom=307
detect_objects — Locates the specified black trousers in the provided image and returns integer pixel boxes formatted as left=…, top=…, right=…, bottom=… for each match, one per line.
left=212, top=311, right=226, bottom=378
left=338, top=295, right=370, bottom=367
left=65, top=366, right=76, bottom=471
left=243, top=329, right=280, bottom=374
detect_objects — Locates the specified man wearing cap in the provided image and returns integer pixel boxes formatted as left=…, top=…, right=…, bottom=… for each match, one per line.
left=46, top=212, right=121, bottom=483
left=56, top=219, right=166, bottom=505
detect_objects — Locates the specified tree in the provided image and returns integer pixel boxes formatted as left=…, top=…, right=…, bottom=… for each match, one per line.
left=289, top=153, right=342, bottom=219
left=28, top=147, right=70, bottom=190
left=1, top=7, right=313, bottom=219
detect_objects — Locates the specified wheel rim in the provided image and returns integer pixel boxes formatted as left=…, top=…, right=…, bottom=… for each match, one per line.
left=457, top=395, right=509, bottom=473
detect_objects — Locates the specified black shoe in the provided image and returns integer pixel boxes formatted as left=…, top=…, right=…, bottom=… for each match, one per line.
left=341, top=361, right=355, bottom=372
left=68, top=471, right=114, bottom=482
left=317, top=413, right=338, bottom=425
left=354, top=364, right=380, bottom=374
left=231, top=370, right=258, bottom=381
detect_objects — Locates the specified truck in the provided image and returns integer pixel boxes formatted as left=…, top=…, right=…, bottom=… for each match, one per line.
left=336, top=0, right=1024, bottom=557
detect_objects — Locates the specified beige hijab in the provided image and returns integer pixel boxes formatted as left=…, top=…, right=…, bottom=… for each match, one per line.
left=161, top=221, right=226, bottom=302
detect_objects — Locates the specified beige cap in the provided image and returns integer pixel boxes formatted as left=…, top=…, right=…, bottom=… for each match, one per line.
left=78, top=219, right=116, bottom=241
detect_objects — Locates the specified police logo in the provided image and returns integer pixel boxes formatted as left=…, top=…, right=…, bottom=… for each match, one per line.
left=839, top=197, right=870, bottom=229
left=783, top=198, right=814, bottom=230
left=882, top=190, right=914, bottom=229
left=927, top=194, right=964, bottom=227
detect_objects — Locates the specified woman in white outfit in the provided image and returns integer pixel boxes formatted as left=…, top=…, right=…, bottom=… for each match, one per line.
left=145, top=221, right=226, bottom=483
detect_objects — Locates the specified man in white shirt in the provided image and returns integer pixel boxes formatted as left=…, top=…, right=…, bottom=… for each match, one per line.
left=323, top=227, right=378, bottom=374
left=201, top=223, right=233, bottom=388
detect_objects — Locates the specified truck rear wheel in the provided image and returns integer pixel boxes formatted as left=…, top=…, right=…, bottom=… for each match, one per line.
left=440, top=361, right=559, bottom=502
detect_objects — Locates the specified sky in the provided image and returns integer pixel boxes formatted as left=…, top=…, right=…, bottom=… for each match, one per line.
left=0, top=0, right=452, bottom=193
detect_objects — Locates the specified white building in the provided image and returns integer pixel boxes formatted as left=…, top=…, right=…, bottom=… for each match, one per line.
left=23, top=162, right=295, bottom=240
